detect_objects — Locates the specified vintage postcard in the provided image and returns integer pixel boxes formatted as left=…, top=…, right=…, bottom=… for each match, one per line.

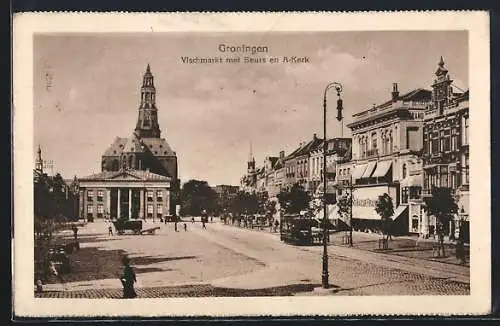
left=13, top=11, right=491, bottom=317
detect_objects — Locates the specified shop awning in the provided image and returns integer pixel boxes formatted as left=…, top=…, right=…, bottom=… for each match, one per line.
left=391, top=205, right=408, bottom=221
left=371, top=160, right=392, bottom=178
left=401, top=174, right=423, bottom=187
left=361, top=161, right=377, bottom=179
left=351, top=164, right=367, bottom=180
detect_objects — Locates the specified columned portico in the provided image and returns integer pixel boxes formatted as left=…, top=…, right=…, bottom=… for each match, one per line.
left=78, top=169, right=173, bottom=221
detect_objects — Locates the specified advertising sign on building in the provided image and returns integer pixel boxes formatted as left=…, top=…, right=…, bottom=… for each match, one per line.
left=352, top=185, right=397, bottom=220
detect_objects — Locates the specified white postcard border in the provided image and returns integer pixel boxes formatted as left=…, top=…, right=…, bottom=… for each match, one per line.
left=13, top=11, right=491, bottom=317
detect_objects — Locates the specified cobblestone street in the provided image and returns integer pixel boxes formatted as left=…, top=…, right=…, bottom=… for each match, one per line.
left=38, top=219, right=470, bottom=297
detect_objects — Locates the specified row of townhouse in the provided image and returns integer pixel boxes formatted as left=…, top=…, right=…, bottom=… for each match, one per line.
left=240, top=57, right=469, bottom=240
left=240, top=136, right=351, bottom=200
left=336, top=57, right=469, bottom=239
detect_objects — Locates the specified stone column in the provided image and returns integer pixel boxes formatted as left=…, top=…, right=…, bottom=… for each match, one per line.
left=117, top=188, right=121, bottom=219
left=106, top=189, right=111, bottom=219
left=79, top=190, right=84, bottom=219
left=139, top=189, right=144, bottom=219
left=129, top=188, right=132, bottom=219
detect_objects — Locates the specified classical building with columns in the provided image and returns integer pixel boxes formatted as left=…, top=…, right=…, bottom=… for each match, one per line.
left=78, top=64, right=178, bottom=220
left=78, top=170, right=171, bottom=220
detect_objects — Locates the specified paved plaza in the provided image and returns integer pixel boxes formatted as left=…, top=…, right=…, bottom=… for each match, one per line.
left=37, top=219, right=470, bottom=298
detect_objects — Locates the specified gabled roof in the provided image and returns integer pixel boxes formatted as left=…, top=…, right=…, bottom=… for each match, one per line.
left=79, top=169, right=171, bottom=182
left=294, top=137, right=324, bottom=158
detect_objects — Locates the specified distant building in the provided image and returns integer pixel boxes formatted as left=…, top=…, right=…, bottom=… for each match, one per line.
left=33, top=145, right=78, bottom=220
left=422, top=57, right=469, bottom=240
left=78, top=65, right=178, bottom=220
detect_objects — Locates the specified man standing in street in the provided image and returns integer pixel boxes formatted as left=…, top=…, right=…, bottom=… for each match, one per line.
left=183, top=223, right=187, bottom=232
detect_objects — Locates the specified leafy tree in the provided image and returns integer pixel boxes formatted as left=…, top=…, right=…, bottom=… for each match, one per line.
left=375, top=193, right=395, bottom=243
left=336, top=190, right=353, bottom=246
left=277, top=183, right=311, bottom=215
left=180, top=180, right=218, bottom=216
left=229, top=191, right=259, bottom=216
left=423, top=187, right=458, bottom=257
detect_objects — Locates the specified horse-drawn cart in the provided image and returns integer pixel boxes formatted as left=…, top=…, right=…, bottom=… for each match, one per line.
left=112, top=219, right=143, bottom=235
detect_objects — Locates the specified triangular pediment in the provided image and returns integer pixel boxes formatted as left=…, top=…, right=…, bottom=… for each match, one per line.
left=109, top=171, right=143, bottom=180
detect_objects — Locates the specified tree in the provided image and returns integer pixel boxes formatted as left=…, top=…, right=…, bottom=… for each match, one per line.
left=375, top=193, right=394, bottom=244
left=180, top=180, right=218, bottom=216
left=423, top=187, right=458, bottom=257
left=336, top=190, right=353, bottom=246
left=277, top=183, right=311, bottom=215
left=229, top=191, right=259, bottom=216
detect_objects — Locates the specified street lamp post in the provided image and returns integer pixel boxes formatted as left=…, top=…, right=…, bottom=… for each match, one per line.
left=322, top=82, right=343, bottom=289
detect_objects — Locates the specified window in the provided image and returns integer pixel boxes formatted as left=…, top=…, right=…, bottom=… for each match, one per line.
left=463, top=116, right=469, bottom=145
left=464, top=153, right=470, bottom=184
left=87, top=204, right=93, bottom=217
left=371, top=132, right=377, bottom=150
left=402, top=164, right=407, bottom=179
left=147, top=191, right=154, bottom=201
left=97, top=190, right=104, bottom=202
left=97, top=204, right=104, bottom=218
left=431, top=132, right=439, bottom=154
left=156, top=190, right=163, bottom=200
left=147, top=204, right=154, bottom=218
left=409, top=187, right=421, bottom=200
left=451, top=134, right=458, bottom=151
left=157, top=204, right=163, bottom=217
left=87, top=190, right=94, bottom=202
left=440, top=166, right=449, bottom=187
left=442, top=130, right=451, bottom=152
left=402, top=187, right=408, bottom=204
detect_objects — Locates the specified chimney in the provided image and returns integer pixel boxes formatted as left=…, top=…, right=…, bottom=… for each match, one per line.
left=313, top=133, right=317, bottom=140
left=279, top=151, right=285, bottom=159
left=392, top=83, right=399, bottom=100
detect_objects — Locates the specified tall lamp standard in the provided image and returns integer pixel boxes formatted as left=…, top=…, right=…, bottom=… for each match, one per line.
left=321, top=82, right=343, bottom=288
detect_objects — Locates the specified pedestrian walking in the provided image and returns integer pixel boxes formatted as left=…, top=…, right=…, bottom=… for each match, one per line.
left=72, top=226, right=78, bottom=240
left=183, top=223, right=187, bottom=232
left=108, top=225, right=113, bottom=236
left=120, top=255, right=137, bottom=299
left=202, top=221, right=206, bottom=229
left=191, top=217, right=195, bottom=224
left=175, top=221, right=178, bottom=232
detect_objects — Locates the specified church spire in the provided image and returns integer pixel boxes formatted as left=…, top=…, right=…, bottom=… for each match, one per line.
left=247, top=141, right=255, bottom=173
left=135, top=64, right=161, bottom=138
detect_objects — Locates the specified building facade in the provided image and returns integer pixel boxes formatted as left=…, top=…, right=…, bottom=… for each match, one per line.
left=78, top=64, right=178, bottom=219
left=345, top=83, right=432, bottom=234
left=422, top=57, right=470, bottom=240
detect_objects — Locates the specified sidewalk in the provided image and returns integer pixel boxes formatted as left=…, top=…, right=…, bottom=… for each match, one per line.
left=219, top=221, right=469, bottom=267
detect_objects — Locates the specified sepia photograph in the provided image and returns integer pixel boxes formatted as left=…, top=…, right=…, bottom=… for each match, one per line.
left=13, top=12, right=490, bottom=317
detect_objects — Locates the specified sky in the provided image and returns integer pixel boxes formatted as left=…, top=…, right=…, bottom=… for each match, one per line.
left=33, top=31, right=468, bottom=186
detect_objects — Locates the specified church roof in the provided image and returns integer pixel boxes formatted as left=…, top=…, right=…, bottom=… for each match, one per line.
left=141, top=137, right=176, bottom=156
left=102, top=134, right=176, bottom=157
left=103, top=137, right=128, bottom=156
left=79, top=169, right=171, bottom=182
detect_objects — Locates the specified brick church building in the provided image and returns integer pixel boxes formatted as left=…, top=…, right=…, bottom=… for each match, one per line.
left=78, top=65, right=179, bottom=220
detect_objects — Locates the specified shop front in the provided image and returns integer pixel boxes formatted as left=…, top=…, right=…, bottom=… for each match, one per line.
left=351, top=184, right=409, bottom=234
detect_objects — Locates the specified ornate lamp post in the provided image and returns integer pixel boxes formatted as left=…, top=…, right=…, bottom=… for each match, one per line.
left=321, top=82, right=343, bottom=288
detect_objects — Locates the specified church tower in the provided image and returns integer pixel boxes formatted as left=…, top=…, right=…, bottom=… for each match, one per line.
left=247, top=141, right=255, bottom=174
left=431, top=56, right=453, bottom=113
left=135, top=64, right=161, bottom=138
left=35, top=145, right=43, bottom=173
